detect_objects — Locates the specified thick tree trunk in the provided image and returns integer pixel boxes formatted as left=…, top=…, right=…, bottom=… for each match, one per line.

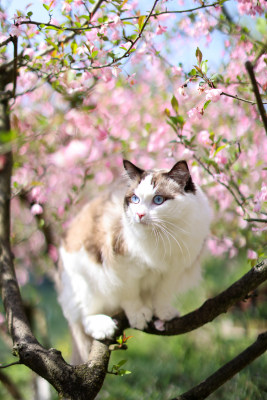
left=0, top=66, right=111, bottom=400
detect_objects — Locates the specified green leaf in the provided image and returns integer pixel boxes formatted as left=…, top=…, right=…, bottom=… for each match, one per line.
left=118, top=369, right=132, bottom=376
left=43, top=4, right=50, bottom=11
left=256, top=17, right=267, bottom=35
left=201, top=60, right=208, bottom=75
left=138, top=15, right=146, bottom=31
left=214, top=144, right=227, bottom=156
left=91, top=50, right=98, bottom=58
left=116, top=360, right=127, bottom=368
left=195, top=47, right=202, bottom=66
left=27, top=11, right=33, bottom=17
left=171, top=95, right=179, bottom=114
left=45, top=26, right=60, bottom=31
left=71, top=41, right=78, bottom=54
left=0, top=130, right=16, bottom=144
left=188, top=68, right=197, bottom=77
left=203, top=100, right=211, bottom=110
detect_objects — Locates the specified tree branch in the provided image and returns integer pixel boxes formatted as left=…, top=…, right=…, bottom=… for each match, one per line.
left=114, top=259, right=267, bottom=336
left=19, top=1, right=223, bottom=32
left=173, top=331, right=267, bottom=400
left=245, top=61, right=267, bottom=135
left=0, top=66, right=110, bottom=400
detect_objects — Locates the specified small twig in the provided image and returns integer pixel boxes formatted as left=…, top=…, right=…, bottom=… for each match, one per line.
left=245, top=218, right=267, bottom=224
left=245, top=61, right=267, bottom=135
left=0, top=361, right=21, bottom=369
left=221, top=91, right=261, bottom=105
left=0, top=36, right=14, bottom=48
left=12, top=36, right=18, bottom=98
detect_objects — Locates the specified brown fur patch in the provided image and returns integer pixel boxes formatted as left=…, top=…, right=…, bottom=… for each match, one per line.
left=62, top=192, right=127, bottom=266
left=112, top=221, right=127, bottom=256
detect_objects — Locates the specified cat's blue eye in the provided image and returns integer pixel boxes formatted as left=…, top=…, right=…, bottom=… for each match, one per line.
left=131, top=194, right=140, bottom=204
left=153, top=195, right=165, bottom=205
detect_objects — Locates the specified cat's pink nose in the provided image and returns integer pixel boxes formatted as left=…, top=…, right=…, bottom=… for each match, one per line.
left=137, top=213, right=145, bottom=220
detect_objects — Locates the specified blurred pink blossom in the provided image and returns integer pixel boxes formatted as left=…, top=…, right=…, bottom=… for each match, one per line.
left=31, top=204, right=43, bottom=215
left=197, top=130, right=211, bottom=146
left=156, top=25, right=167, bottom=35
left=187, top=107, right=202, bottom=121
left=10, top=24, right=23, bottom=37
left=49, top=245, right=58, bottom=262
left=205, top=88, right=222, bottom=102
left=247, top=249, right=257, bottom=260
left=0, top=155, right=6, bottom=170
left=254, top=183, right=267, bottom=212
left=62, top=1, right=72, bottom=13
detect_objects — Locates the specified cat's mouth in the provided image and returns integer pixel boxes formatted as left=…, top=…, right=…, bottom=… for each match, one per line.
left=135, top=215, right=151, bottom=226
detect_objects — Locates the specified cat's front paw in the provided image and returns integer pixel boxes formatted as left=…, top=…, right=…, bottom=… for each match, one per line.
left=154, top=305, right=180, bottom=322
left=83, top=314, right=117, bottom=340
left=127, top=306, right=153, bottom=330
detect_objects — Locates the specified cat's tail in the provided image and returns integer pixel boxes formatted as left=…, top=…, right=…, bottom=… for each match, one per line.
left=69, top=321, right=93, bottom=364
left=54, top=256, right=93, bottom=364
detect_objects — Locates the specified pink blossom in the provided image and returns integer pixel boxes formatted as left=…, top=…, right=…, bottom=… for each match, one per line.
left=95, top=170, right=114, bottom=185
left=205, top=88, right=222, bottom=102
left=0, top=33, right=8, bottom=44
left=48, top=245, right=58, bottom=262
left=197, top=130, right=211, bottom=146
left=0, top=312, right=5, bottom=324
left=97, top=129, right=108, bottom=141
left=177, top=86, right=186, bottom=97
left=109, top=15, right=123, bottom=27
left=247, top=249, right=257, bottom=260
left=10, top=24, right=23, bottom=37
left=187, top=107, right=202, bottom=121
left=0, top=155, right=6, bottom=170
left=50, top=140, right=91, bottom=167
left=112, top=66, right=122, bottom=78
left=156, top=25, right=167, bottom=35
left=254, top=183, right=267, bottom=212
left=31, top=204, right=43, bottom=215
left=62, top=1, right=72, bottom=13
left=24, top=48, right=34, bottom=58
left=30, top=187, right=42, bottom=202
left=214, top=173, right=229, bottom=185
left=214, top=151, right=228, bottom=166
left=111, top=28, right=121, bottom=41
left=0, top=11, right=6, bottom=21
left=172, top=66, right=182, bottom=77
left=126, top=73, right=137, bottom=86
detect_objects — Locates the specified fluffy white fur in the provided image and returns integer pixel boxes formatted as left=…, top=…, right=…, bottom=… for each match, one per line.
left=58, top=162, right=211, bottom=362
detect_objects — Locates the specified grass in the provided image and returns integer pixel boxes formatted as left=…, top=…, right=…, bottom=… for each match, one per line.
left=0, top=254, right=266, bottom=400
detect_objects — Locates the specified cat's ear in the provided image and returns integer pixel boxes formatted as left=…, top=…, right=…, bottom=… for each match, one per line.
left=167, top=160, right=196, bottom=193
left=123, top=160, right=144, bottom=181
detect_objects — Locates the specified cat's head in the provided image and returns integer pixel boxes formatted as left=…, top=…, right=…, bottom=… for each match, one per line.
left=123, top=160, right=196, bottom=226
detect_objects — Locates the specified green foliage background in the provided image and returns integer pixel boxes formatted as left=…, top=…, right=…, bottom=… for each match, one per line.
left=0, top=254, right=266, bottom=400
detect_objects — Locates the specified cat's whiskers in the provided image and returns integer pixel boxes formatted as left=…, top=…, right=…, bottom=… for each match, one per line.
left=151, top=217, right=192, bottom=264
left=156, top=214, right=190, bottom=236
left=152, top=225, right=168, bottom=260
left=153, top=221, right=181, bottom=259
left=164, top=223, right=192, bottom=265
left=156, top=223, right=171, bottom=260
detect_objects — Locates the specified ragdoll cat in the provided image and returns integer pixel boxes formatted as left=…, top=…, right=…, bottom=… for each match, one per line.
left=58, top=160, right=211, bottom=362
